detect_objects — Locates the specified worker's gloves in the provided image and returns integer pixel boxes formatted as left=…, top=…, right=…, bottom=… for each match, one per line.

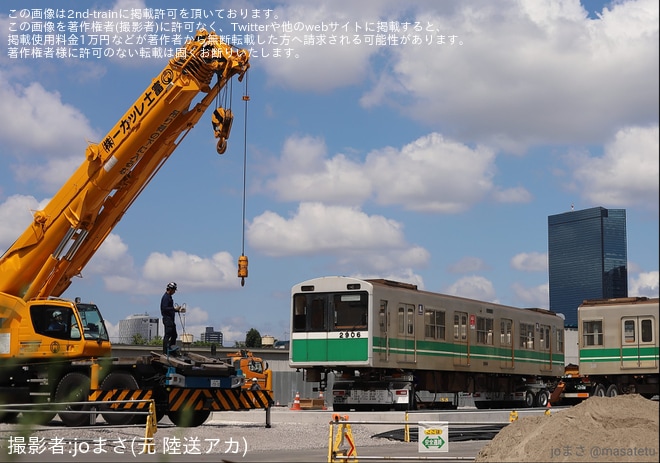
left=175, top=304, right=186, bottom=313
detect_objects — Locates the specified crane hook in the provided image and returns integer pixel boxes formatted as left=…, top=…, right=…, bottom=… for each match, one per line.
left=237, top=254, right=248, bottom=287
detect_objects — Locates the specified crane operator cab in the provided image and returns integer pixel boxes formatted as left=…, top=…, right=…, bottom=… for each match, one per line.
left=31, top=300, right=110, bottom=345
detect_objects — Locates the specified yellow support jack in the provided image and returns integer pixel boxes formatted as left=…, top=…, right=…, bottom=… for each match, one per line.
left=143, top=400, right=158, bottom=454
left=328, top=414, right=358, bottom=462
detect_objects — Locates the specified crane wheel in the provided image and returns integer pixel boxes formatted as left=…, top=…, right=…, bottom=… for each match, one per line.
left=55, top=372, right=93, bottom=427
left=168, top=409, right=211, bottom=427
left=100, top=372, right=142, bottom=425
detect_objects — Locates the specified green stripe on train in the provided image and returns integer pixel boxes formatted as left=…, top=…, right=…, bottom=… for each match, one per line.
left=290, top=336, right=565, bottom=365
left=580, top=346, right=660, bottom=362
left=376, top=336, right=564, bottom=365
left=291, top=337, right=368, bottom=362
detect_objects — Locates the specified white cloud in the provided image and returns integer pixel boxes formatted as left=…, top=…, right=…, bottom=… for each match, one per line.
left=256, top=1, right=403, bottom=92
left=512, top=282, right=549, bottom=309
left=142, top=250, right=241, bottom=291
left=247, top=202, right=429, bottom=273
left=511, top=252, right=548, bottom=272
left=263, top=135, right=371, bottom=204
left=629, top=271, right=660, bottom=298
left=567, top=125, right=659, bottom=213
left=366, top=133, right=501, bottom=212
left=0, top=75, right=96, bottom=160
left=359, top=0, right=659, bottom=149
left=444, top=275, right=498, bottom=303
left=0, top=195, right=50, bottom=250
left=264, top=132, right=517, bottom=213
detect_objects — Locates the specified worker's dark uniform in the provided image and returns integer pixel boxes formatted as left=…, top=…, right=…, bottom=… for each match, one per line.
left=161, top=291, right=177, bottom=354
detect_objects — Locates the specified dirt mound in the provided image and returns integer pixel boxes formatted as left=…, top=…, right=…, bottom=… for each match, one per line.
left=476, top=394, right=658, bottom=462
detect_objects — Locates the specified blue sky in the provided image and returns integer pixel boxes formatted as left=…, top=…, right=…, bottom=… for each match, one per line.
left=1, top=0, right=658, bottom=346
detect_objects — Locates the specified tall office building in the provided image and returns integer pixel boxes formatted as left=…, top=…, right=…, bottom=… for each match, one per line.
left=548, top=206, right=628, bottom=327
left=201, top=326, right=223, bottom=345
left=117, top=313, right=160, bottom=344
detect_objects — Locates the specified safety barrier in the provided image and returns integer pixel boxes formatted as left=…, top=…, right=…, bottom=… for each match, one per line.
left=0, top=399, right=158, bottom=448
left=326, top=410, right=549, bottom=462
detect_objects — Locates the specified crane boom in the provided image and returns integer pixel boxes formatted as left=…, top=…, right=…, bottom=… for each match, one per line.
left=0, top=30, right=249, bottom=301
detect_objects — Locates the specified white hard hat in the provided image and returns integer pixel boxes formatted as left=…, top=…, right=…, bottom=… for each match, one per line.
left=252, top=378, right=258, bottom=382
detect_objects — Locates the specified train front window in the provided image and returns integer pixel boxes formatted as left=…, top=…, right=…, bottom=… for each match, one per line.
left=292, top=291, right=368, bottom=332
left=333, top=293, right=367, bottom=330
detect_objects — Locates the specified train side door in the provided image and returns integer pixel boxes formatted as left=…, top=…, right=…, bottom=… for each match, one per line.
left=378, top=300, right=389, bottom=362
left=453, top=311, right=469, bottom=366
left=397, top=304, right=415, bottom=363
left=500, top=318, right=514, bottom=369
left=621, top=316, right=657, bottom=369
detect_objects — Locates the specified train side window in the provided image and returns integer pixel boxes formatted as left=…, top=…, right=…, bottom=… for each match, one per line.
left=641, top=319, right=653, bottom=343
left=582, top=320, right=603, bottom=346
left=500, top=318, right=512, bottom=346
left=520, top=323, right=534, bottom=349
left=476, top=317, right=493, bottom=345
left=539, top=324, right=550, bottom=350
left=556, top=327, right=564, bottom=353
left=379, top=300, right=388, bottom=329
left=424, top=308, right=445, bottom=340
left=398, top=307, right=405, bottom=334
left=454, top=312, right=467, bottom=341
left=407, top=306, right=414, bottom=335
left=624, top=320, right=635, bottom=343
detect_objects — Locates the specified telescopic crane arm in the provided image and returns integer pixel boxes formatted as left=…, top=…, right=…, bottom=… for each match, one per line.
left=0, top=30, right=250, bottom=301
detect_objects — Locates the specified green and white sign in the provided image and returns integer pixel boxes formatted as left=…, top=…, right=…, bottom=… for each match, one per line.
left=418, top=421, right=448, bottom=453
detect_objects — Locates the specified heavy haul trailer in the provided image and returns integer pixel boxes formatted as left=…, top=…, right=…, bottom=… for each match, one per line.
left=0, top=30, right=273, bottom=427
left=86, top=352, right=274, bottom=428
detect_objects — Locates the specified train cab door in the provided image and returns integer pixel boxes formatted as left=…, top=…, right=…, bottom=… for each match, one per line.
left=621, top=316, right=657, bottom=369
left=453, top=311, right=469, bottom=366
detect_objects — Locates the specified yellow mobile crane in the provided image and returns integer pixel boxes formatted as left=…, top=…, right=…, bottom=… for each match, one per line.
left=0, top=30, right=271, bottom=428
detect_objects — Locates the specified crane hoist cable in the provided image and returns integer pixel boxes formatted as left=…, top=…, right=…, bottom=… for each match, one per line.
left=237, top=72, right=249, bottom=286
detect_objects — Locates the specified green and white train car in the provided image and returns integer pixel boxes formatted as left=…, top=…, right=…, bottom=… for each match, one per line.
left=290, top=276, right=565, bottom=410
left=577, top=297, right=659, bottom=398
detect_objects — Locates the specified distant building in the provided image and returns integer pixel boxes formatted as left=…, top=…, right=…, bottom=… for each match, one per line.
left=201, top=326, right=223, bottom=345
left=118, top=313, right=160, bottom=344
left=548, top=206, right=628, bottom=327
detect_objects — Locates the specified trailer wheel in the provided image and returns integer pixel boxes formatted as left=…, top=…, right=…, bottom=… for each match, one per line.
left=524, top=391, right=535, bottom=407
left=592, top=384, right=606, bottom=397
left=100, top=372, right=141, bottom=425
left=605, top=384, right=618, bottom=397
left=55, top=372, right=93, bottom=427
left=535, top=390, right=549, bottom=408
left=168, top=409, right=211, bottom=428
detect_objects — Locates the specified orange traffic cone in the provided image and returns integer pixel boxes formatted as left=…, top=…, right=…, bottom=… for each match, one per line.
left=290, top=391, right=302, bottom=411
left=545, top=400, right=552, bottom=416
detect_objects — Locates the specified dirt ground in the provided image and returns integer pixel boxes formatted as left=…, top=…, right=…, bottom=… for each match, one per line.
left=475, top=394, right=659, bottom=462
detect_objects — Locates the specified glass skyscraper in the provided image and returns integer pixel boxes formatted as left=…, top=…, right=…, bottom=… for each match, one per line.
left=548, top=206, right=628, bottom=327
